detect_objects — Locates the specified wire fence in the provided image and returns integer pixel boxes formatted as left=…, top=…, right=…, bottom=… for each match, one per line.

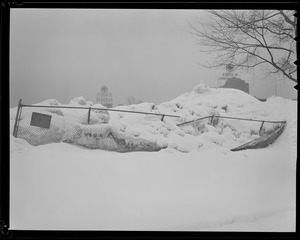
left=12, top=100, right=181, bottom=146
left=177, top=115, right=287, bottom=126
left=12, top=99, right=287, bottom=147
left=177, top=115, right=286, bottom=136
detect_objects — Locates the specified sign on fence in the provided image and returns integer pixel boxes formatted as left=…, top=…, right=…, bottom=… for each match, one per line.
left=30, top=112, right=52, bottom=129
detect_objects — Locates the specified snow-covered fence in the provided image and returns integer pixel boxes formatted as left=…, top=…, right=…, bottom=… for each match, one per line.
left=178, top=115, right=286, bottom=136
left=12, top=99, right=287, bottom=151
left=12, top=100, right=180, bottom=149
left=178, top=115, right=287, bottom=150
left=12, top=103, right=95, bottom=145
left=231, top=122, right=286, bottom=151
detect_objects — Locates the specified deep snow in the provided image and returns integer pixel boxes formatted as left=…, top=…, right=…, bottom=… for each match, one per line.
left=9, top=84, right=297, bottom=231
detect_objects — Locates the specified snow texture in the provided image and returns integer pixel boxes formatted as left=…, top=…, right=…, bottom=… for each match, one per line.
left=9, top=84, right=296, bottom=231
left=11, top=84, right=290, bottom=152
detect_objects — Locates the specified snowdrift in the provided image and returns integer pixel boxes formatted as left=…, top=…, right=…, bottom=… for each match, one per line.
left=9, top=84, right=297, bottom=231
left=11, top=84, right=289, bottom=152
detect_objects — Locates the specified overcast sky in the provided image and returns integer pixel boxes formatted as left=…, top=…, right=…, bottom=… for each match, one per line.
left=10, top=9, right=297, bottom=108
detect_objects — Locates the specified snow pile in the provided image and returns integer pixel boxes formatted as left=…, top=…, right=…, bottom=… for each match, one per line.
left=11, top=97, right=114, bottom=147
left=11, top=84, right=290, bottom=152
left=107, top=84, right=289, bottom=152
left=69, top=96, right=92, bottom=106
left=90, top=103, right=110, bottom=124
left=9, top=85, right=297, bottom=231
left=63, top=124, right=166, bottom=152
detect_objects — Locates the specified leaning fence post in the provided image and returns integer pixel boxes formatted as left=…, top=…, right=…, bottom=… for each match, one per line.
left=87, top=107, right=91, bottom=125
left=13, top=99, right=22, bottom=138
left=259, top=121, right=265, bottom=136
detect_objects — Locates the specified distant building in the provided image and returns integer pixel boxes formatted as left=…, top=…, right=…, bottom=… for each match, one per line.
left=96, top=86, right=113, bottom=108
left=220, top=77, right=249, bottom=94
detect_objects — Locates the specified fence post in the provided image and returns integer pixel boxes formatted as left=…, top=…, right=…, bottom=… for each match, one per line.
left=259, top=121, right=265, bottom=136
left=13, top=99, right=22, bottom=138
left=87, top=107, right=91, bottom=125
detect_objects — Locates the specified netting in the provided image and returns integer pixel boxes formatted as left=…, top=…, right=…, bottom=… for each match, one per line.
left=12, top=103, right=286, bottom=152
left=12, top=104, right=177, bottom=152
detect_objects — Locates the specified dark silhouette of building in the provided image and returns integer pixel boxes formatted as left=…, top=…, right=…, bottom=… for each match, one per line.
left=221, top=77, right=249, bottom=94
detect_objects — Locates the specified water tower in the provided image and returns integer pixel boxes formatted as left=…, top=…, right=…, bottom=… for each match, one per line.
left=96, top=85, right=113, bottom=108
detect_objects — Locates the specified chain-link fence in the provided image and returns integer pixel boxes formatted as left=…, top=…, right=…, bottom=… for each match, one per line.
left=12, top=99, right=286, bottom=151
left=177, top=114, right=286, bottom=150
left=12, top=100, right=181, bottom=151
left=178, top=115, right=286, bottom=136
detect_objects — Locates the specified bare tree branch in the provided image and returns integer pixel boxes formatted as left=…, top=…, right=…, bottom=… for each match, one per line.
left=278, top=10, right=297, bottom=29
left=190, top=10, right=297, bottom=83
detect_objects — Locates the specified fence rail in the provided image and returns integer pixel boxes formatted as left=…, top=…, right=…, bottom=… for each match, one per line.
left=12, top=99, right=287, bottom=143
left=12, top=100, right=181, bottom=138
left=177, top=115, right=286, bottom=126
left=20, top=104, right=181, bottom=119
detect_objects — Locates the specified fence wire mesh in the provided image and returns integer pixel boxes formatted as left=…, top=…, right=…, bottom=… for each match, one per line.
left=14, top=105, right=111, bottom=146
left=12, top=101, right=286, bottom=150
left=12, top=102, right=180, bottom=150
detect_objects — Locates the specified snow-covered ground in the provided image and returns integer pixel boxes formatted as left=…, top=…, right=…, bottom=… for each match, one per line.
left=9, top=84, right=296, bottom=231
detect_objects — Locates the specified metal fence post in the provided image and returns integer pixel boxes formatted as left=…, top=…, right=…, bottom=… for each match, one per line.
left=13, top=99, right=22, bottom=138
left=87, top=107, right=91, bottom=125
left=259, top=121, right=265, bottom=136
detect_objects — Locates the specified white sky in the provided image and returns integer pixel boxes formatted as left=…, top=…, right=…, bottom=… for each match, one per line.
left=10, top=9, right=297, bottom=108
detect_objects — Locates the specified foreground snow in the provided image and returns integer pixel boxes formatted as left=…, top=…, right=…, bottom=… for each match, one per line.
left=10, top=85, right=296, bottom=231
left=10, top=140, right=296, bottom=231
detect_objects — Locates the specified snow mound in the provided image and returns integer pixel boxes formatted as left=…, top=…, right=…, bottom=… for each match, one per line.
left=11, top=85, right=292, bottom=152
left=9, top=86, right=296, bottom=231
left=34, top=99, right=64, bottom=116
left=92, top=103, right=107, bottom=109
left=69, top=96, right=92, bottom=106
left=90, top=103, right=110, bottom=124
left=61, top=123, right=166, bottom=152
left=35, top=99, right=62, bottom=106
